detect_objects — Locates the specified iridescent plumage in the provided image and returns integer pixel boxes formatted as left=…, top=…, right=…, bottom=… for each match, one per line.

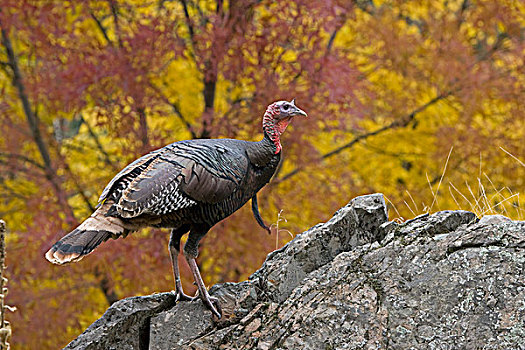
left=46, top=100, right=307, bottom=318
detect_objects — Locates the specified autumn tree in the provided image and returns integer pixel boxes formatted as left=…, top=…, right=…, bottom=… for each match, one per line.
left=0, top=0, right=523, bottom=348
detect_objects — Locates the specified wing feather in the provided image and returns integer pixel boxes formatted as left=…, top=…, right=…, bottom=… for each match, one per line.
left=97, top=149, right=162, bottom=205
left=116, top=157, right=196, bottom=217
left=107, top=140, right=249, bottom=218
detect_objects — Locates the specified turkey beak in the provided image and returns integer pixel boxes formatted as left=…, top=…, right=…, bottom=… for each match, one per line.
left=290, top=99, right=307, bottom=117
left=293, top=107, right=307, bottom=118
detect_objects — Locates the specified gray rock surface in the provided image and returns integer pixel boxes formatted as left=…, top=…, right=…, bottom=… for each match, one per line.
left=64, top=194, right=525, bottom=350
left=65, top=292, right=176, bottom=350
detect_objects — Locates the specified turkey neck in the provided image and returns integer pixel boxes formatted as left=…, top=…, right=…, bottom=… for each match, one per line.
left=246, top=133, right=281, bottom=168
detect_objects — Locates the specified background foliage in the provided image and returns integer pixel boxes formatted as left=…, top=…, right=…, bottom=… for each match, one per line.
left=0, top=0, right=523, bottom=348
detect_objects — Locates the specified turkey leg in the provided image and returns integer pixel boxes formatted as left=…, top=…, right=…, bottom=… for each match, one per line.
left=186, top=257, right=222, bottom=318
left=184, top=225, right=222, bottom=318
left=169, top=226, right=194, bottom=302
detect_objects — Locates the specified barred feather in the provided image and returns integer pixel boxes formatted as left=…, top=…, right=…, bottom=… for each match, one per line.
left=46, top=101, right=309, bottom=265
left=45, top=204, right=131, bottom=264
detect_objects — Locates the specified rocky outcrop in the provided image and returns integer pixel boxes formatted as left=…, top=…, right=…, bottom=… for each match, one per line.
left=64, top=194, right=525, bottom=350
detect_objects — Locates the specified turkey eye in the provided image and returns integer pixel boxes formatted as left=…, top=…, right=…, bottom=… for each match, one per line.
left=283, top=105, right=289, bottom=111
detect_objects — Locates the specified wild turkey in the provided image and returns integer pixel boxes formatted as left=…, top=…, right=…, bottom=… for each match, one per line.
left=45, top=99, right=307, bottom=318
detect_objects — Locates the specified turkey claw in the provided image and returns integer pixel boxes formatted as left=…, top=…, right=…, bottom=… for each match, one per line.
left=171, top=289, right=196, bottom=302
left=202, top=295, right=222, bottom=319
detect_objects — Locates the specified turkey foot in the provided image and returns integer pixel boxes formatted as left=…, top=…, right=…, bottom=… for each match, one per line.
left=205, top=296, right=222, bottom=319
left=187, top=257, right=222, bottom=318
left=172, top=281, right=195, bottom=302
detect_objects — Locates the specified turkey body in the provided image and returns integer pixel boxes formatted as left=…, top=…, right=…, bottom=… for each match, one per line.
left=46, top=99, right=306, bottom=319
left=105, top=136, right=280, bottom=233
left=47, top=135, right=279, bottom=262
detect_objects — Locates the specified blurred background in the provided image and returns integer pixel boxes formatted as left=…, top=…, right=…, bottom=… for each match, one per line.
left=0, top=0, right=523, bottom=348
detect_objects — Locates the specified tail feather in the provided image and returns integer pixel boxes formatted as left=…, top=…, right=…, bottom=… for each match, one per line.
left=45, top=229, right=113, bottom=264
left=45, top=207, right=129, bottom=265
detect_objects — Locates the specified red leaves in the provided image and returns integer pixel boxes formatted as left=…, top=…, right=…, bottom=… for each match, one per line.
left=1, top=0, right=523, bottom=347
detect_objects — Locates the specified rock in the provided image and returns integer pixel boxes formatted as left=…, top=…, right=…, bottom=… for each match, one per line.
left=149, top=300, right=214, bottom=350
left=64, top=293, right=176, bottom=350
left=249, top=193, right=388, bottom=304
left=64, top=194, right=525, bottom=350
left=478, top=214, right=512, bottom=225
left=394, top=210, right=478, bottom=238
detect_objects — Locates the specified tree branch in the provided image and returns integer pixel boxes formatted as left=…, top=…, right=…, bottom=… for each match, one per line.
left=169, top=100, right=198, bottom=139
left=177, top=0, right=198, bottom=64
left=201, top=76, right=216, bottom=138
left=180, top=0, right=195, bottom=42
left=69, top=177, right=96, bottom=211
left=221, top=96, right=253, bottom=121
left=0, top=183, right=29, bottom=202
left=80, top=115, right=117, bottom=168
left=108, top=0, right=123, bottom=48
left=275, top=91, right=452, bottom=183
left=1, top=23, right=122, bottom=304
left=148, top=81, right=198, bottom=138
left=90, top=11, right=112, bottom=45
left=58, top=157, right=96, bottom=212
left=94, top=266, right=119, bottom=306
left=0, top=152, right=45, bottom=170
left=353, top=0, right=376, bottom=15
left=0, top=23, right=77, bottom=226
left=327, top=18, right=347, bottom=52
left=137, top=107, right=150, bottom=152
left=1, top=29, right=52, bottom=170
left=276, top=1, right=507, bottom=186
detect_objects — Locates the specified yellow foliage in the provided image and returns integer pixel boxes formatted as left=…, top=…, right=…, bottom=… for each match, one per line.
left=0, top=0, right=523, bottom=348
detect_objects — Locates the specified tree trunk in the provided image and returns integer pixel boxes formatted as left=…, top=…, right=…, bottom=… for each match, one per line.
left=0, top=23, right=120, bottom=306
